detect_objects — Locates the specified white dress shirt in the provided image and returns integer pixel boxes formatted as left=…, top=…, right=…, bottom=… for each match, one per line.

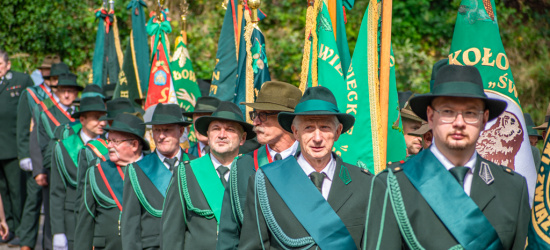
left=297, top=153, right=336, bottom=200
left=79, top=130, right=99, bottom=145
left=157, top=149, right=183, bottom=170
left=430, top=142, right=477, bottom=196
left=210, top=154, right=231, bottom=182
left=267, top=141, right=299, bottom=161
left=199, top=141, right=208, bottom=156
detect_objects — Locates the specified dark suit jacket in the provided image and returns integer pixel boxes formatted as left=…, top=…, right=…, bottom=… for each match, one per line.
left=217, top=155, right=255, bottom=250
left=49, top=130, right=86, bottom=244
left=16, top=84, right=49, bottom=160
left=238, top=153, right=373, bottom=249
left=364, top=155, right=530, bottom=250
left=161, top=155, right=223, bottom=249
left=75, top=161, right=125, bottom=250
left=121, top=151, right=194, bottom=250
left=0, top=70, right=33, bottom=160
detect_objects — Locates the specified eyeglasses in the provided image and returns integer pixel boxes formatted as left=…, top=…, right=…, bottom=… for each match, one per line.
left=106, top=138, right=135, bottom=146
left=249, top=111, right=279, bottom=122
left=433, top=109, right=484, bottom=124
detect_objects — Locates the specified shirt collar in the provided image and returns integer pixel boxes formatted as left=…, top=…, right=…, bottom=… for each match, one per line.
left=267, top=140, right=299, bottom=161
left=210, top=153, right=232, bottom=171
left=297, top=153, right=336, bottom=181
left=80, top=130, right=100, bottom=145
left=430, top=142, right=477, bottom=171
left=156, top=148, right=183, bottom=165
left=53, top=93, right=71, bottom=111
left=199, top=141, right=207, bottom=153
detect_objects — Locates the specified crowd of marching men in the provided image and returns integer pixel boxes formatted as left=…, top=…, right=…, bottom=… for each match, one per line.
left=0, top=49, right=547, bottom=249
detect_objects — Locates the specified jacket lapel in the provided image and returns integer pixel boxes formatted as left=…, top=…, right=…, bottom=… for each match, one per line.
left=470, top=156, right=496, bottom=211
left=0, top=76, right=10, bottom=94
left=327, top=155, right=352, bottom=213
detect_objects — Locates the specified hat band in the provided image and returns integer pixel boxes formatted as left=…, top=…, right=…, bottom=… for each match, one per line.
left=82, top=92, right=105, bottom=99
left=151, top=114, right=184, bottom=123
left=294, top=99, right=340, bottom=113
left=432, top=81, right=486, bottom=97
left=212, top=111, right=245, bottom=123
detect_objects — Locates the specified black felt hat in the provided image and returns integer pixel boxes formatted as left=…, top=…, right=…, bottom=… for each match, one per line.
left=409, top=65, right=507, bottom=122
left=524, top=113, right=543, bottom=139
left=71, top=96, right=107, bottom=118
left=195, top=101, right=256, bottom=140
left=49, top=62, right=70, bottom=77
left=277, top=86, right=355, bottom=133
left=144, top=103, right=192, bottom=126
left=182, top=96, right=221, bottom=117
left=100, top=98, right=137, bottom=121
left=55, top=73, right=84, bottom=91
left=105, top=113, right=150, bottom=151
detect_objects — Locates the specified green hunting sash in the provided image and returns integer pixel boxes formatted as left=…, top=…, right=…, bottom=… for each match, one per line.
left=402, top=149, right=503, bottom=249
left=261, top=157, right=355, bottom=249
left=98, top=161, right=124, bottom=206
left=189, top=154, right=225, bottom=222
left=61, top=131, right=85, bottom=167
left=137, top=152, right=173, bottom=198
left=253, top=145, right=271, bottom=170
left=87, top=139, right=109, bottom=161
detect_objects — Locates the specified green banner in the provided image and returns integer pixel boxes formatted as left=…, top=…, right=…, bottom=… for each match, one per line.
left=170, top=37, right=202, bottom=112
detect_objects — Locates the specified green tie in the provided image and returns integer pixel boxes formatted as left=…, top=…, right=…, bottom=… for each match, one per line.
left=309, top=172, right=326, bottom=193
left=449, top=166, right=469, bottom=187
left=164, top=157, right=178, bottom=172
left=217, top=165, right=229, bottom=187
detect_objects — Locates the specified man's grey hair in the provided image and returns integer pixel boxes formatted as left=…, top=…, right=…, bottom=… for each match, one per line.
left=291, top=115, right=340, bottom=130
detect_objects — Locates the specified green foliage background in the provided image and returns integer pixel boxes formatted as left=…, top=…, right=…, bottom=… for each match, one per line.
left=1, top=0, right=548, bottom=125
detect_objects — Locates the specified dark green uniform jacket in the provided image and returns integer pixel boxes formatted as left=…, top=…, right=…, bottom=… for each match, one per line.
left=0, top=70, right=33, bottom=160
left=17, top=83, right=51, bottom=160
left=75, top=160, right=126, bottom=250
left=364, top=152, right=530, bottom=250
left=238, top=153, right=372, bottom=249
left=75, top=138, right=109, bottom=218
left=50, top=128, right=87, bottom=249
left=121, top=149, right=193, bottom=250
left=161, top=153, right=227, bottom=249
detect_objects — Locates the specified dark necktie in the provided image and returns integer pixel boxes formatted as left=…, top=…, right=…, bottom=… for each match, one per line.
left=66, top=107, right=73, bottom=114
left=164, top=157, right=178, bottom=172
left=449, top=166, right=469, bottom=187
left=217, top=165, right=230, bottom=187
left=274, top=153, right=282, bottom=161
left=203, top=145, right=210, bottom=155
left=309, top=172, right=326, bottom=193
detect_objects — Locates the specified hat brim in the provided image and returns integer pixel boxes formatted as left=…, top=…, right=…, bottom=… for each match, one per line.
left=181, top=110, right=214, bottom=117
left=408, top=123, right=431, bottom=136
left=144, top=120, right=192, bottom=126
left=103, top=127, right=150, bottom=151
left=277, top=111, right=355, bottom=134
left=409, top=93, right=507, bottom=122
left=195, top=116, right=256, bottom=140
left=401, top=108, right=424, bottom=122
left=240, top=102, right=294, bottom=112
left=534, top=122, right=548, bottom=130
left=71, top=109, right=107, bottom=119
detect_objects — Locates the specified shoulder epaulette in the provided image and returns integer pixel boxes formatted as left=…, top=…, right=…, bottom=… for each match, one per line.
left=502, top=166, right=514, bottom=175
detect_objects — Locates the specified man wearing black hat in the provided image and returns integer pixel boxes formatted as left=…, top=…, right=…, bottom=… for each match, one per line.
left=121, top=103, right=194, bottom=250
left=16, top=60, right=66, bottom=250
left=365, top=65, right=530, bottom=249
left=162, top=101, right=253, bottom=249
left=74, top=97, right=137, bottom=211
left=75, top=113, right=148, bottom=250
left=182, top=96, right=221, bottom=158
left=0, top=49, right=34, bottom=246
left=50, top=96, right=107, bottom=250
left=216, top=81, right=302, bottom=250
left=239, top=86, right=373, bottom=249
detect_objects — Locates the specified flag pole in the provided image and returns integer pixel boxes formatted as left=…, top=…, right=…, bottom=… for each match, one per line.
left=379, top=0, right=393, bottom=169
left=179, top=1, right=189, bottom=45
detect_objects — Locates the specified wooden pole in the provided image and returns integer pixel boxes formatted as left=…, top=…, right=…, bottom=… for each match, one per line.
left=179, top=2, right=189, bottom=45
left=379, top=0, right=393, bottom=169
left=328, top=0, right=337, bottom=40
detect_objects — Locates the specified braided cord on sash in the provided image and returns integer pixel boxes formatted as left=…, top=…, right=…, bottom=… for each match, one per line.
left=88, top=168, right=117, bottom=209
left=387, top=170, right=425, bottom=250
left=363, top=170, right=379, bottom=250
left=128, top=164, right=163, bottom=217
left=54, top=142, right=78, bottom=187
left=229, top=159, right=243, bottom=227
left=83, top=168, right=96, bottom=218
left=255, top=170, right=315, bottom=249
left=178, top=162, right=215, bottom=219
left=40, top=112, right=55, bottom=140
